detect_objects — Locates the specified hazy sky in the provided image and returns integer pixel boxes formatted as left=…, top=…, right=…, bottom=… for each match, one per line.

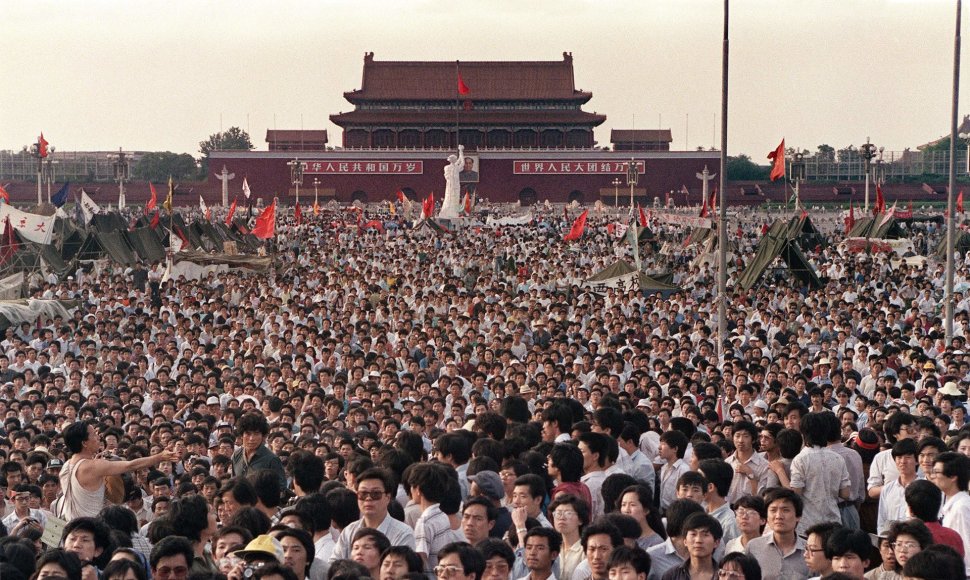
left=1, top=0, right=965, bottom=160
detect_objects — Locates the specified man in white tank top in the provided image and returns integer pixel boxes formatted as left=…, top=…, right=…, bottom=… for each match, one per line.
left=57, top=420, right=179, bottom=521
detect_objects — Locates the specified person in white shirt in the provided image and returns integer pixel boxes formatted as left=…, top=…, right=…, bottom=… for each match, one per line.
left=657, top=430, right=690, bottom=514
left=930, top=451, right=970, bottom=577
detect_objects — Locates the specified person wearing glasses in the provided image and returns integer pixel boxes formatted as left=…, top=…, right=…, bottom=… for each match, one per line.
left=929, top=452, right=970, bottom=576
left=548, top=494, right=589, bottom=580
left=802, top=522, right=840, bottom=579
left=329, top=468, right=414, bottom=562
left=714, top=552, right=760, bottom=580
left=722, top=496, right=765, bottom=556
left=435, top=542, right=487, bottom=580
left=150, top=536, right=195, bottom=580
left=885, top=519, right=932, bottom=576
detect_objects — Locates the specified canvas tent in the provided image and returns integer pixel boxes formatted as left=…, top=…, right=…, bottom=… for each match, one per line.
left=584, top=260, right=681, bottom=296
left=737, top=218, right=822, bottom=291
left=936, top=231, right=970, bottom=259
left=846, top=216, right=907, bottom=239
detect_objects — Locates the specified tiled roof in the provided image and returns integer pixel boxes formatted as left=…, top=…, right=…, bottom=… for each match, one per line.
left=265, top=130, right=328, bottom=143
left=344, top=52, right=593, bottom=102
left=330, top=109, right=606, bottom=127
left=611, top=129, right=672, bottom=143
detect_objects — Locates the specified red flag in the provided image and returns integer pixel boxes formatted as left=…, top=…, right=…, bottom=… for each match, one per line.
left=563, top=210, right=589, bottom=242
left=709, top=188, right=718, bottom=211
left=761, top=223, right=770, bottom=235
left=874, top=184, right=886, bottom=214
left=422, top=193, right=435, bottom=220
left=0, top=184, right=9, bottom=203
left=251, top=199, right=277, bottom=239
left=606, top=222, right=616, bottom=236
left=226, top=197, right=238, bottom=225
left=0, top=217, right=18, bottom=267
left=146, top=183, right=158, bottom=214
left=845, top=203, right=856, bottom=234
left=149, top=211, right=160, bottom=229
left=767, top=139, right=785, bottom=181
left=295, top=202, right=303, bottom=226
left=638, top=204, right=648, bottom=228
left=174, top=225, right=191, bottom=249
left=800, top=208, right=808, bottom=220
left=699, top=201, right=708, bottom=218
left=463, top=192, right=472, bottom=215
left=396, top=190, right=406, bottom=204
left=457, top=71, right=471, bottom=95
left=959, top=191, right=965, bottom=214
left=38, top=133, right=49, bottom=158
left=736, top=225, right=743, bottom=238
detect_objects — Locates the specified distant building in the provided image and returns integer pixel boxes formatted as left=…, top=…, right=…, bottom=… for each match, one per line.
left=265, top=130, right=328, bottom=152
left=329, top=52, right=606, bottom=150
left=611, top=129, right=673, bottom=152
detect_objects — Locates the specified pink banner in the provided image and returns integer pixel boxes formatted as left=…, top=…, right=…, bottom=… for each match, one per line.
left=302, top=161, right=423, bottom=174
left=514, top=160, right=645, bottom=174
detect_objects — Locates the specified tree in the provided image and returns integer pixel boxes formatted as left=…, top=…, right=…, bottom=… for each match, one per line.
left=134, top=152, right=198, bottom=182
left=726, top=154, right=769, bottom=180
left=816, top=144, right=836, bottom=161
left=198, top=126, right=254, bottom=173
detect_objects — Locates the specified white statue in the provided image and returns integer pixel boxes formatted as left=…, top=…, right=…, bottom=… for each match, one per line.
left=439, top=145, right=465, bottom=218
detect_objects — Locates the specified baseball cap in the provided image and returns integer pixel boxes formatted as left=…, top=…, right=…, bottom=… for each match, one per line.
left=47, top=459, right=64, bottom=470
left=206, top=396, right=221, bottom=406
left=469, top=471, right=504, bottom=501
left=233, top=535, right=284, bottom=562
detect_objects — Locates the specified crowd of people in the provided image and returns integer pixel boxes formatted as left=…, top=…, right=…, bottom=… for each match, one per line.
left=0, top=202, right=966, bottom=580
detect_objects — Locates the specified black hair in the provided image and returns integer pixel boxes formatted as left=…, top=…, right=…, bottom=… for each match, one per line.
left=763, top=487, right=804, bottom=518
left=103, top=558, right=147, bottom=580
left=603, top=513, right=641, bottom=541
left=34, top=549, right=83, bottom=580
left=326, top=487, right=360, bottom=529
left=220, top=477, right=258, bottom=507
left=293, top=492, right=332, bottom=533
left=287, top=450, right=324, bottom=494
left=581, top=520, right=623, bottom=551
left=99, top=504, right=139, bottom=535
left=379, top=545, right=423, bottom=575
left=901, top=545, right=966, bottom=580
left=549, top=443, right=584, bottom=482
left=406, top=463, right=450, bottom=503
left=887, top=519, right=933, bottom=550
left=63, top=420, right=92, bottom=453
left=824, top=528, right=871, bottom=561
left=435, top=432, right=472, bottom=465
left=236, top=412, right=270, bottom=436
left=605, top=545, right=651, bottom=575
left=226, top=506, right=272, bottom=538
left=681, top=512, right=723, bottom=541
left=800, top=412, right=837, bottom=447
left=272, top=528, right=315, bottom=575
left=523, top=526, right=562, bottom=554
left=658, top=430, right=688, bottom=459
left=61, top=517, right=113, bottom=568
left=437, top=541, right=486, bottom=580
left=904, top=479, right=943, bottom=522
left=719, top=552, right=762, bottom=580
left=149, top=536, right=194, bottom=570
left=934, top=451, right=970, bottom=490
left=697, top=458, right=732, bottom=498
left=351, top=527, right=391, bottom=556
left=167, top=494, right=211, bottom=543
left=601, top=474, right=637, bottom=515
left=477, top=537, right=515, bottom=567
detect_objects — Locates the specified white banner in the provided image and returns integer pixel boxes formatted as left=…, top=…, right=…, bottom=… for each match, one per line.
left=583, top=271, right=641, bottom=293
left=486, top=213, right=533, bottom=226
left=659, top=213, right=712, bottom=229
left=0, top=205, right=54, bottom=244
left=79, top=190, right=101, bottom=224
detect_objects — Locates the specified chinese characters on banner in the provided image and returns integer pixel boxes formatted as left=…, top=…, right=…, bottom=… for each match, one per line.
left=0, top=205, right=53, bottom=244
left=301, top=161, right=424, bottom=174
left=583, top=271, right=642, bottom=293
left=513, top=161, right=645, bottom=174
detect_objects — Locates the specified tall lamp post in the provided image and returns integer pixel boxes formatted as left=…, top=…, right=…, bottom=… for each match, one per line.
left=860, top=139, right=878, bottom=213
left=960, top=130, right=970, bottom=174
left=945, top=0, right=962, bottom=342
left=110, top=148, right=130, bottom=210
left=626, top=158, right=639, bottom=211
left=790, top=153, right=806, bottom=210
left=287, top=159, right=306, bottom=206
left=43, top=148, right=58, bottom=204
left=611, top=178, right=622, bottom=207
left=30, top=140, right=46, bottom=205
left=313, top=178, right=320, bottom=208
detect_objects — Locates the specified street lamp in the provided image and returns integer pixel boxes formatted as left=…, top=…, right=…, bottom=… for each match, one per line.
left=611, top=178, right=622, bottom=207
left=43, top=147, right=58, bottom=203
left=288, top=158, right=306, bottom=206
left=790, top=152, right=806, bottom=210
left=860, top=139, right=878, bottom=212
left=313, top=178, right=320, bottom=208
left=960, top=131, right=970, bottom=174
left=109, top=148, right=130, bottom=210
left=626, top=158, right=639, bottom=211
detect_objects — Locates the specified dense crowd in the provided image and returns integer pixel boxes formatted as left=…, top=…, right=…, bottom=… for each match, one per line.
left=0, top=203, right=967, bottom=580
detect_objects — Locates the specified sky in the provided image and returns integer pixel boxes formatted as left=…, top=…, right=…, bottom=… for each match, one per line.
left=1, top=0, right=966, bottom=161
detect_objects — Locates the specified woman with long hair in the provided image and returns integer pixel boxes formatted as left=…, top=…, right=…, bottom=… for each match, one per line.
left=617, top=485, right=666, bottom=550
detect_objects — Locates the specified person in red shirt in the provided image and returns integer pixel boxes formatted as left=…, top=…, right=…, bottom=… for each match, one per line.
left=904, top=479, right=965, bottom=557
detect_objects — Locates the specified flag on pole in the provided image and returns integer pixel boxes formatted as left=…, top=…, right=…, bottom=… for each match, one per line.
left=457, top=71, right=471, bottom=95
left=225, top=197, right=238, bottom=225
left=146, top=183, right=158, bottom=214
left=251, top=198, right=277, bottom=239
left=51, top=182, right=70, bottom=208
left=242, top=177, right=252, bottom=199
left=959, top=190, right=965, bottom=214
left=295, top=202, right=303, bottom=226
left=38, top=133, right=49, bottom=158
left=0, top=184, right=9, bottom=204
left=563, top=210, right=589, bottom=242
left=638, top=204, right=648, bottom=228
left=389, top=201, right=397, bottom=216
left=463, top=192, right=472, bottom=215
left=199, top=195, right=208, bottom=215
left=150, top=211, right=160, bottom=229
left=874, top=184, right=886, bottom=215
left=163, top=177, right=174, bottom=211
left=79, top=190, right=101, bottom=224
left=845, top=202, right=856, bottom=234
left=922, top=182, right=937, bottom=195
left=879, top=201, right=897, bottom=227
left=709, top=188, right=718, bottom=212
left=767, top=139, right=785, bottom=181
left=699, top=200, right=708, bottom=218
left=421, top=193, right=435, bottom=220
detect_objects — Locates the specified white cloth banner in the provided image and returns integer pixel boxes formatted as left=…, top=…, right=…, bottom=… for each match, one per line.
left=0, top=205, right=54, bottom=244
left=658, top=213, right=712, bottom=229
left=79, top=191, right=101, bottom=224
left=485, top=213, right=533, bottom=226
left=583, top=271, right=641, bottom=293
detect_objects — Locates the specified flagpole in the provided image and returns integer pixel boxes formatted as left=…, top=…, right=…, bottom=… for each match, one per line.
left=455, top=60, right=460, bottom=152
left=946, top=0, right=962, bottom=342
left=717, top=0, right=729, bottom=363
